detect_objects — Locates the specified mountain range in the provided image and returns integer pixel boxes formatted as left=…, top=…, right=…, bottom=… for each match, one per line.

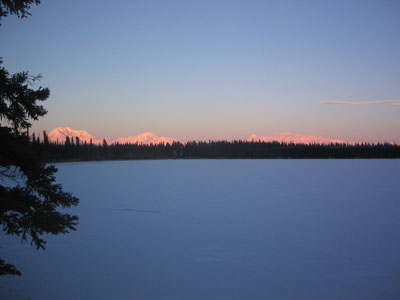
left=46, top=127, right=346, bottom=145
left=247, top=133, right=345, bottom=144
left=47, top=127, right=178, bottom=145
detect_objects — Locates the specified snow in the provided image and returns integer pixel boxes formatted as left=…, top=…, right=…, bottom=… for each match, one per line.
left=247, top=132, right=346, bottom=144
left=47, top=127, right=347, bottom=145
left=114, top=132, right=178, bottom=145
left=47, top=127, right=179, bottom=145
left=1, top=160, right=399, bottom=299
left=47, top=127, right=109, bottom=145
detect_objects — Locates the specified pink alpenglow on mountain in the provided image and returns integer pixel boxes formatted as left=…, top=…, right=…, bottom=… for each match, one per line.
left=48, top=127, right=109, bottom=144
left=115, top=132, right=179, bottom=145
left=47, top=127, right=179, bottom=145
left=47, top=127, right=346, bottom=145
left=247, top=132, right=346, bottom=144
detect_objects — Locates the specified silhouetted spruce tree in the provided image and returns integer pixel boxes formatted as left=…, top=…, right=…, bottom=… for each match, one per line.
left=42, top=130, right=49, bottom=145
left=0, top=0, right=40, bottom=24
left=0, top=0, right=78, bottom=276
left=65, top=136, right=71, bottom=146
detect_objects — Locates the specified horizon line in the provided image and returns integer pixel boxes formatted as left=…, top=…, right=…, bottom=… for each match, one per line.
left=33, top=127, right=399, bottom=145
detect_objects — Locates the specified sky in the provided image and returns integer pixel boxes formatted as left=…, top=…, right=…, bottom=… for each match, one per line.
left=1, top=0, right=399, bottom=142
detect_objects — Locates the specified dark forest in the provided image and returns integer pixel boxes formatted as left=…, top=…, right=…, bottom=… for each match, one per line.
left=32, top=132, right=400, bottom=162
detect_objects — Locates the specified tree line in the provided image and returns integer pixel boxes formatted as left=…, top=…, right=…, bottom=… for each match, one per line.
left=32, top=132, right=400, bottom=161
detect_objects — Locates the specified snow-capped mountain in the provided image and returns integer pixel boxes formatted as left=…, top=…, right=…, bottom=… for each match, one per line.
left=47, top=127, right=346, bottom=145
left=47, top=127, right=109, bottom=144
left=247, top=132, right=346, bottom=144
left=47, top=127, right=179, bottom=145
left=115, top=132, right=178, bottom=145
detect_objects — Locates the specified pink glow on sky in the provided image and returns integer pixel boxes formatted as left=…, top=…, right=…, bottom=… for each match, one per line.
left=323, top=100, right=400, bottom=105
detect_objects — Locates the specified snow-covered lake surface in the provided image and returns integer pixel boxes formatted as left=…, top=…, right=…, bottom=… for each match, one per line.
left=1, top=160, right=400, bottom=300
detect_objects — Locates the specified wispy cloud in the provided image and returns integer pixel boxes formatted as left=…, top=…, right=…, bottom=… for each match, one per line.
left=323, top=99, right=400, bottom=106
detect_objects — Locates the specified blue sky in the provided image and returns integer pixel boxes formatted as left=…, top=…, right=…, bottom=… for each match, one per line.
left=1, top=0, right=399, bottom=142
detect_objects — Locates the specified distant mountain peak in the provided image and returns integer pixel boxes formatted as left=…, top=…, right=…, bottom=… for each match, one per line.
left=247, top=132, right=346, bottom=144
left=48, top=127, right=109, bottom=144
left=47, top=127, right=179, bottom=145
left=141, top=132, right=156, bottom=136
left=115, top=132, right=178, bottom=145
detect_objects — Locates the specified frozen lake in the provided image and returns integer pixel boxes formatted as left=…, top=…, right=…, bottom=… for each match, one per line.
left=1, top=159, right=400, bottom=299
